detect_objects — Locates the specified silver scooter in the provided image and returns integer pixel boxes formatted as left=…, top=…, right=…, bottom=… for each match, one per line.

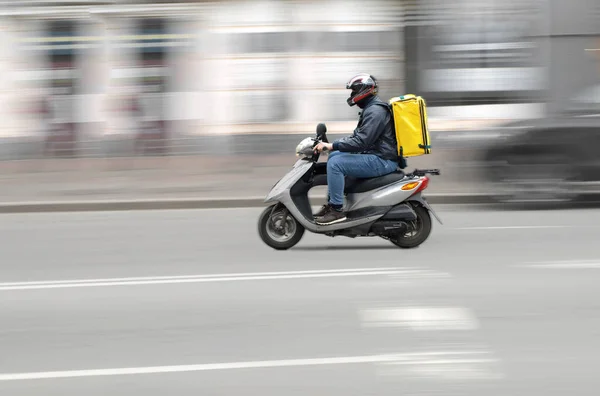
left=258, top=123, right=442, bottom=250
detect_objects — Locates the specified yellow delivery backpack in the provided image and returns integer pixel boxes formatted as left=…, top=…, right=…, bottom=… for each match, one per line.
left=388, top=94, right=431, bottom=158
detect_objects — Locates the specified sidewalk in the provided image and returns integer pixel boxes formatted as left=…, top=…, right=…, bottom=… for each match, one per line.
left=0, top=150, right=493, bottom=211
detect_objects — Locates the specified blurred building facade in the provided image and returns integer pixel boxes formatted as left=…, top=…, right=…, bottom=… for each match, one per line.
left=403, top=0, right=600, bottom=112
left=0, top=0, right=404, bottom=142
left=0, top=0, right=597, bottom=158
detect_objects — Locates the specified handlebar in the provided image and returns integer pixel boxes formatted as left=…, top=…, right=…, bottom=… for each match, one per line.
left=310, top=123, right=329, bottom=162
left=310, top=139, right=329, bottom=162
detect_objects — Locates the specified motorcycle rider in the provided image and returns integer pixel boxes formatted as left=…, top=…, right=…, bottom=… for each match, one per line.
left=313, top=73, right=400, bottom=225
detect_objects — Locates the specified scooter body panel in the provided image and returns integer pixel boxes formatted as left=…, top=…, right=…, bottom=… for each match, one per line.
left=264, top=160, right=378, bottom=233
left=345, top=179, right=423, bottom=212
left=264, top=159, right=429, bottom=235
left=264, top=159, right=313, bottom=204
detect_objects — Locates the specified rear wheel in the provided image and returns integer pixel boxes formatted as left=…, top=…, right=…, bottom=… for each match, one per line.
left=258, top=204, right=305, bottom=250
left=388, top=204, right=432, bottom=249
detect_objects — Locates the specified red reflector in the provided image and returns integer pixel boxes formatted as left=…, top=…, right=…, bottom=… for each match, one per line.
left=414, top=176, right=429, bottom=194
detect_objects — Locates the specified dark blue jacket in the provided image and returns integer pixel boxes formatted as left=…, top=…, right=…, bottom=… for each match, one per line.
left=331, top=96, right=399, bottom=162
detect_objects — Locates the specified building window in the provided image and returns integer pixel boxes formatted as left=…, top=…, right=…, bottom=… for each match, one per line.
left=47, top=20, right=77, bottom=69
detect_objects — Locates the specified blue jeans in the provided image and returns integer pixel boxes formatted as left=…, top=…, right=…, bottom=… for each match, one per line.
left=326, top=151, right=398, bottom=207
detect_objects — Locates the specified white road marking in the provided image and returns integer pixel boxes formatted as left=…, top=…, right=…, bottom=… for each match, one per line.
left=519, top=260, right=600, bottom=269
left=360, top=307, right=479, bottom=331
left=455, top=225, right=576, bottom=230
left=376, top=350, right=503, bottom=380
left=0, top=267, right=427, bottom=291
left=410, top=366, right=504, bottom=380
left=406, top=360, right=504, bottom=380
left=0, top=351, right=493, bottom=382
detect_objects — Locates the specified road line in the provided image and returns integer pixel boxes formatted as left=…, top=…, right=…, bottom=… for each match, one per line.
left=0, top=267, right=419, bottom=286
left=518, top=260, right=600, bottom=269
left=455, top=225, right=576, bottom=230
left=384, top=358, right=497, bottom=365
left=0, top=267, right=423, bottom=291
left=0, top=351, right=493, bottom=381
left=360, top=307, right=480, bottom=331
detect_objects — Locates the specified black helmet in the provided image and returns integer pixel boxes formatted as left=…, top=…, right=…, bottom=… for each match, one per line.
left=346, top=73, right=378, bottom=107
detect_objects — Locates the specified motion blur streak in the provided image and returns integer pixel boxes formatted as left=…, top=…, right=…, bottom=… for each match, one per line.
left=0, top=267, right=418, bottom=291
left=0, top=0, right=597, bottom=204
left=0, top=1, right=599, bottom=395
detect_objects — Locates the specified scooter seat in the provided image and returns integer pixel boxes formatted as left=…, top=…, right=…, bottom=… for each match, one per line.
left=344, top=171, right=406, bottom=194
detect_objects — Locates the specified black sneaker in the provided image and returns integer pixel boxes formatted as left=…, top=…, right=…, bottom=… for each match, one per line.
left=315, top=208, right=347, bottom=225
left=314, top=204, right=331, bottom=218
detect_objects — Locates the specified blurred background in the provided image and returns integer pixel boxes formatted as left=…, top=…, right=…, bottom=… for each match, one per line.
left=2, top=3, right=600, bottom=395
left=0, top=0, right=598, bottom=204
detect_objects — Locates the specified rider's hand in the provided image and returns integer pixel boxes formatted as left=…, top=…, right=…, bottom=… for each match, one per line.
left=314, top=142, right=333, bottom=153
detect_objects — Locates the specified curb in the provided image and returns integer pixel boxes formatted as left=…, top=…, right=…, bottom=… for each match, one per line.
left=0, top=194, right=497, bottom=214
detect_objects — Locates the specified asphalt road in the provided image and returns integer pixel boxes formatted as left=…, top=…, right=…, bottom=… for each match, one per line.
left=1, top=206, right=600, bottom=395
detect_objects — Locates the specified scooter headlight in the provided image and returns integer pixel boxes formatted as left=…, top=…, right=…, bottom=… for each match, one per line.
left=296, top=137, right=316, bottom=156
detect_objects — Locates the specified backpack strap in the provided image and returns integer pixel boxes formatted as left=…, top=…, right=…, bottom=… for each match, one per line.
left=372, top=102, right=407, bottom=169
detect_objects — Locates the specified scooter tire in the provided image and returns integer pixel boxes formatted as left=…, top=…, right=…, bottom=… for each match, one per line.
left=389, top=204, right=432, bottom=249
left=258, top=204, right=305, bottom=250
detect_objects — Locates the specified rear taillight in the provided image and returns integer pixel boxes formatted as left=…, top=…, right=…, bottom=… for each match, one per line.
left=414, top=176, right=429, bottom=194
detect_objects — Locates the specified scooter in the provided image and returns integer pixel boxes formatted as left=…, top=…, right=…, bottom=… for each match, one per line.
left=258, top=123, right=442, bottom=250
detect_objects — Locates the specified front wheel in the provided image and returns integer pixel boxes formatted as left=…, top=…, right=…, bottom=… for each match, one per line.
left=258, top=204, right=305, bottom=250
left=388, top=204, right=432, bottom=249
